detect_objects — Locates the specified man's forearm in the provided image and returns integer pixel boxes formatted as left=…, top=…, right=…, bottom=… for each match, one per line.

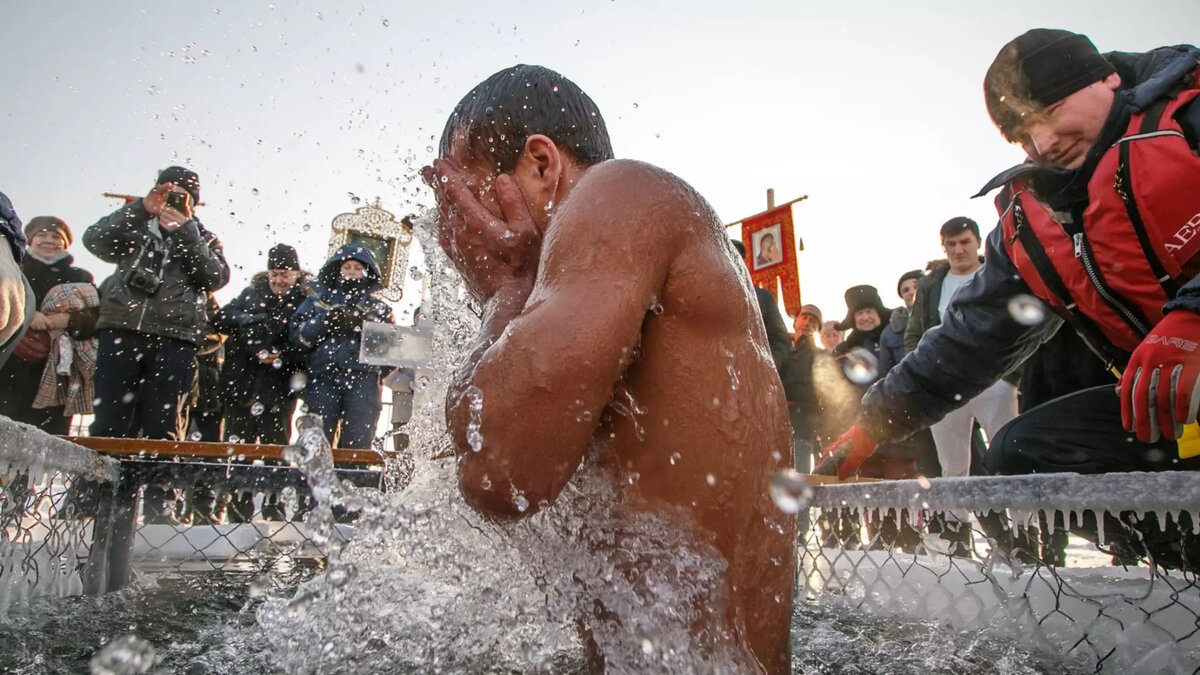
left=446, top=279, right=535, bottom=454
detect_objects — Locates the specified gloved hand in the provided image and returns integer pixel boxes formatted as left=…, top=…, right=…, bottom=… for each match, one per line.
left=1121, top=310, right=1200, bottom=442
left=813, top=423, right=878, bottom=480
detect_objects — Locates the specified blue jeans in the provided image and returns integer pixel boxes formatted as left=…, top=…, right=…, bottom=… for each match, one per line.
left=303, top=370, right=382, bottom=449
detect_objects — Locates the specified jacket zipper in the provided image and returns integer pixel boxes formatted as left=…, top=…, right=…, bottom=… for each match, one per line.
left=1072, top=232, right=1150, bottom=336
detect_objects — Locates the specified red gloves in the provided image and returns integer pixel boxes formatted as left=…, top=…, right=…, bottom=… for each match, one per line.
left=813, top=423, right=878, bottom=480
left=1121, top=310, right=1200, bottom=442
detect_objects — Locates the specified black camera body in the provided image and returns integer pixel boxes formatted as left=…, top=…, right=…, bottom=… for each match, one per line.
left=124, top=236, right=166, bottom=296
left=126, top=266, right=163, bottom=295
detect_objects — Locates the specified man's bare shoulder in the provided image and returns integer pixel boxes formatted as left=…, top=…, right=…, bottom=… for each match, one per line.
left=557, top=159, right=719, bottom=240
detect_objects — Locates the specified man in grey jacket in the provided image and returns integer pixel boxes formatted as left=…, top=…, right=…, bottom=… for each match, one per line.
left=84, top=167, right=229, bottom=441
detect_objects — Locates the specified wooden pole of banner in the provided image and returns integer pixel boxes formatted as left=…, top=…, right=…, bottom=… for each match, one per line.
left=727, top=194, right=808, bottom=228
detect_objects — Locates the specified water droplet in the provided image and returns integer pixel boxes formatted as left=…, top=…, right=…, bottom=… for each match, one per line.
left=381, top=17, right=390, bottom=27
left=669, top=451, right=681, bottom=465
left=250, top=402, right=265, bottom=417
left=842, top=348, right=879, bottom=385
left=248, top=577, right=270, bottom=598
left=705, top=473, right=717, bottom=487
left=290, top=372, right=308, bottom=392
left=89, top=635, right=156, bottom=675
left=228, top=434, right=242, bottom=444
left=440, top=176, right=448, bottom=184
left=188, top=431, right=203, bottom=442
left=328, top=563, right=358, bottom=588
left=768, top=469, right=812, bottom=514
left=121, top=392, right=136, bottom=404
left=466, top=386, right=484, bottom=453
left=302, top=223, right=312, bottom=231
left=256, top=350, right=270, bottom=361
left=251, top=187, right=260, bottom=196
left=512, top=492, right=529, bottom=512
left=1007, top=294, right=1046, bottom=326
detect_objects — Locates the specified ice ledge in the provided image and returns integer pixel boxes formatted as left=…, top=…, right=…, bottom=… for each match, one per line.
left=809, top=471, right=1200, bottom=514
left=0, top=415, right=118, bottom=482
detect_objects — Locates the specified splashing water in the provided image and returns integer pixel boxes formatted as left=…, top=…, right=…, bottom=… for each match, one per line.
left=842, top=347, right=879, bottom=385
left=768, top=469, right=812, bottom=514
left=1007, top=294, right=1046, bottom=326
left=89, top=635, right=156, bottom=675
left=609, top=383, right=647, bottom=442
left=465, top=385, right=483, bottom=453
left=247, top=210, right=754, bottom=672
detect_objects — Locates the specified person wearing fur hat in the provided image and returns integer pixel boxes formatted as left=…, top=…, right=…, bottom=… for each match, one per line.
left=832, top=285, right=892, bottom=365
left=290, top=244, right=394, bottom=449
left=83, top=165, right=229, bottom=441
left=0, top=215, right=99, bottom=433
left=216, top=244, right=311, bottom=446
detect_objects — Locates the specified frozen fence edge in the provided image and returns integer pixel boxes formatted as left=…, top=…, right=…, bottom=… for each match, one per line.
left=808, top=471, right=1200, bottom=515
left=0, top=416, right=118, bottom=482
left=0, top=416, right=114, bottom=614
left=800, top=471, right=1200, bottom=673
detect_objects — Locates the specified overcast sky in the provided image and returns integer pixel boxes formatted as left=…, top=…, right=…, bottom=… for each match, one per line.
left=3, top=1, right=1197, bottom=321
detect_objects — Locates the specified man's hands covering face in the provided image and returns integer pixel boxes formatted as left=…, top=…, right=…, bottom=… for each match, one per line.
left=423, top=160, right=542, bottom=302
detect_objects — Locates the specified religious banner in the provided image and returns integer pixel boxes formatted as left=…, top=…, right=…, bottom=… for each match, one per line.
left=740, top=204, right=801, bottom=316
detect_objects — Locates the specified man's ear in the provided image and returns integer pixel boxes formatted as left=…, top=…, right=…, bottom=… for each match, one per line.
left=513, top=134, right=564, bottom=223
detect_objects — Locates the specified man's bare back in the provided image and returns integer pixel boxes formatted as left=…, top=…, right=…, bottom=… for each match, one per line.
left=426, top=66, right=793, bottom=673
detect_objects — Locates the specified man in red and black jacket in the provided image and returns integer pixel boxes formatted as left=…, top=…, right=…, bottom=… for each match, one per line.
left=819, top=30, right=1200, bottom=484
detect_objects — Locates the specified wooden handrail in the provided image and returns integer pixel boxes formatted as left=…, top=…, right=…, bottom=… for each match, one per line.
left=66, top=436, right=389, bottom=465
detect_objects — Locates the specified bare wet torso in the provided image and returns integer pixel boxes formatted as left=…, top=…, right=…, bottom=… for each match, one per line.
left=584, top=168, right=796, bottom=674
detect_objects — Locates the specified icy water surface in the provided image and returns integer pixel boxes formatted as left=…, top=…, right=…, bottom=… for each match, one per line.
left=0, top=570, right=1074, bottom=674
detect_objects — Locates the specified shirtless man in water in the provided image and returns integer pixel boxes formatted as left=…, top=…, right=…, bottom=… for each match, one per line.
left=424, top=65, right=794, bottom=673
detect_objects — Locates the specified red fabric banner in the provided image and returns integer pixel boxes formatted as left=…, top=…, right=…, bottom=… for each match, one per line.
left=740, top=205, right=801, bottom=316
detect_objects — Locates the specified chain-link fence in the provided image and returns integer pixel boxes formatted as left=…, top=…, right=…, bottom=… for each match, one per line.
left=0, top=418, right=117, bottom=613
left=800, top=472, right=1200, bottom=673
left=0, top=416, right=385, bottom=614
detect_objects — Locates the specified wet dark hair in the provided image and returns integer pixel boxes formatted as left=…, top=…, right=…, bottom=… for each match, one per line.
left=939, top=216, right=980, bottom=241
left=439, top=65, right=614, bottom=172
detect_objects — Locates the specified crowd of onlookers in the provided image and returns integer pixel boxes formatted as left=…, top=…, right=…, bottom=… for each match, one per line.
left=0, top=165, right=1114, bottom=487
left=0, top=167, right=401, bottom=469
left=743, top=216, right=1113, bottom=483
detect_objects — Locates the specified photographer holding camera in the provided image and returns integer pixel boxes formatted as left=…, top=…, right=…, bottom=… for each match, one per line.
left=83, top=166, right=230, bottom=441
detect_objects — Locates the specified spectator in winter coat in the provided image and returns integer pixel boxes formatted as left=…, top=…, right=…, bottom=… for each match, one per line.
left=877, top=270, right=922, bottom=378
left=290, top=244, right=394, bottom=449
left=731, top=239, right=792, bottom=373
left=901, top=217, right=1019, bottom=477
left=780, top=304, right=824, bottom=470
left=819, top=321, right=844, bottom=352
left=217, top=244, right=310, bottom=445
left=0, top=216, right=99, bottom=433
left=83, top=166, right=229, bottom=441
left=832, top=285, right=891, bottom=364
left=0, top=191, right=32, bottom=369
